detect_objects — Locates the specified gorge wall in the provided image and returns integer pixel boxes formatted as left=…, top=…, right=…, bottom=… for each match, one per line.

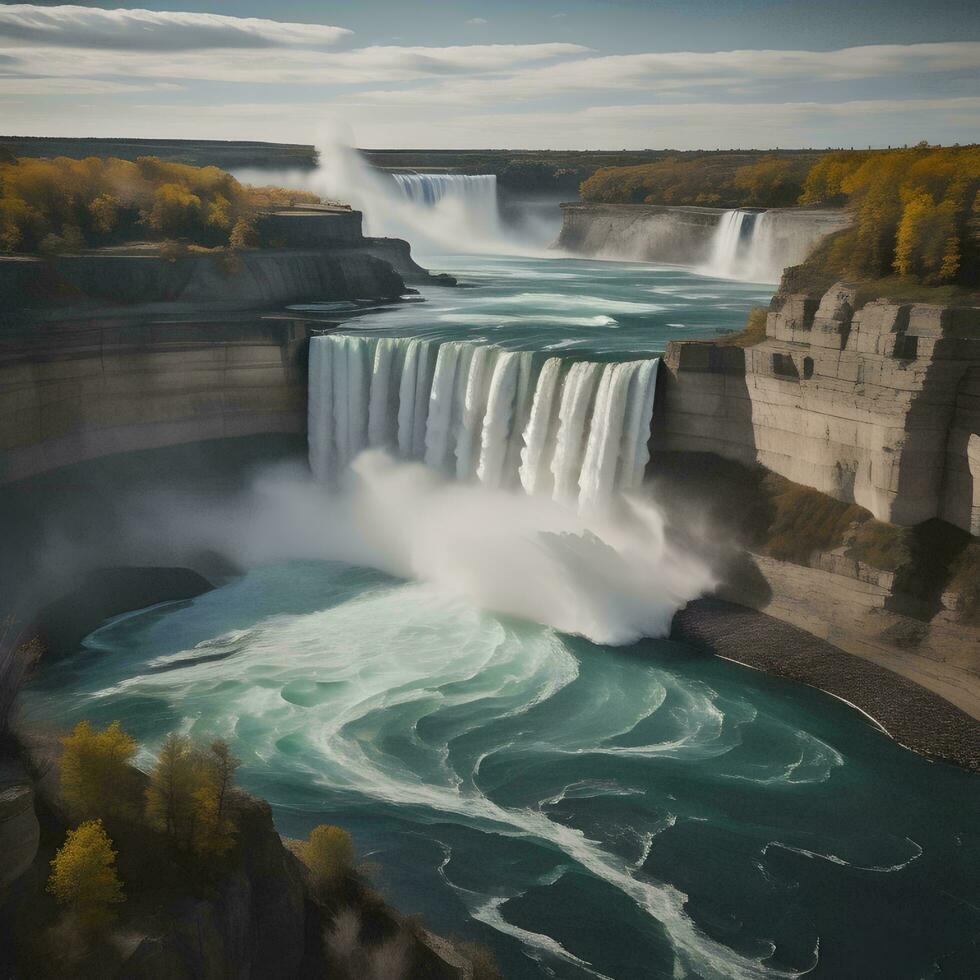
left=0, top=207, right=433, bottom=484
left=652, top=284, right=980, bottom=532
left=556, top=202, right=851, bottom=279
left=0, top=315, right=315, bottom=485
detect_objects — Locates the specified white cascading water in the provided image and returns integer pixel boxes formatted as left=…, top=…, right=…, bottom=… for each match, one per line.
left=703, top=208, right=835, bottom=282
left=309, top=334, right=659, bottom=511
left=702, top=210, right=755, bottom=279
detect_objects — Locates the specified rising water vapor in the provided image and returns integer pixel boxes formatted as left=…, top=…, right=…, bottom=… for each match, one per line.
left=117, top=451, right=712, bottom=646
left=236, top=127, right=536, bottom=256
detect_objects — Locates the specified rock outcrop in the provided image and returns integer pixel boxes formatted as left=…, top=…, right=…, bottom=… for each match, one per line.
left=120, top=795, right=323, bottom=980
left=654, top=282, right=980, bottom=531
left=0, top=759, right=39, bottom=889
left=556, top=203, right=723, bottom=264
left=1, top=247, right=405, bottom=314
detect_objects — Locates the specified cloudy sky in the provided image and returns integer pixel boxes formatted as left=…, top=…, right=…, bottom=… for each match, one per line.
left=1, top=1, right=978, bottom=149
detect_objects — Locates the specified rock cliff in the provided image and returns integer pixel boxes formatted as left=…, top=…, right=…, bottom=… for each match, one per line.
left=2, top=247, right=405, bottom=314
left=654, top=282, right=980, bottom=531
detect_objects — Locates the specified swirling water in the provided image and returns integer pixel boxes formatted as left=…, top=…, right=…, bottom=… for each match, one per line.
left=22, top=256, right=980, bottom=978
left=23, top=563, right=980, bottom=979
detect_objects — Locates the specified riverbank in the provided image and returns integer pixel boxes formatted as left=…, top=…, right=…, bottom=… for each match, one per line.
left=671, top=597, right=980, bottom=771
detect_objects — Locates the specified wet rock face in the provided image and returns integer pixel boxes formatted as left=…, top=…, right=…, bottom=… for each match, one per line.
left=0, top=763, right=40, bottom=889
left=657, top=281, right=980, bottom=532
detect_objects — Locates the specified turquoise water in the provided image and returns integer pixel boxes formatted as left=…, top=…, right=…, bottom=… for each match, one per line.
left=24, top=562, right=980, bottom=979
left=23, top=256, right=980, bottom=978
left=292, top=252, right=774, bottom=357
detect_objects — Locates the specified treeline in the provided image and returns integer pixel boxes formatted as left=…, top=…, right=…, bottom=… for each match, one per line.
left=581, top=153, right=820, bottom=208
left=0, top=155, right=323, bottom=254
left=799, top=145, right=980, bottom=286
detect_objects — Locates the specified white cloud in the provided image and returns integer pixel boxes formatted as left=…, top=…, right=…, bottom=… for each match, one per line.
left=353, top=42, right=980, bottom=106
left=0, top=40, right=589, bottom=86
left=467, top=18, right=489, bottom=27
left=0, top=4, right=351, bottom=51
left=0, top=77, right=182, bottom=95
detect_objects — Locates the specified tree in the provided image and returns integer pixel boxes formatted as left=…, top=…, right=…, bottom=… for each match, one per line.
left=206, top=193, right=233, bottom=231
left=145, top=732, right=200, bottom=843
left=734, top=156, right=802, bottom=206
left=145, top=734, right=240, bottom=855
left=302, top=824, right=354, bottom=896
left=59, top=720, right=138, bottom=822
left=88, top=193, right=119, bottom=234
left=229, top=216, right=259, bottom=249
left=48, top=820, right=124, bottom=930
left=144, top=182, right=203, bottom=238
left=192, top=740, right=240, bottom=857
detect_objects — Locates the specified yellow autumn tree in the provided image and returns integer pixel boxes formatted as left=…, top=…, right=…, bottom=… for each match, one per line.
left=893, top=193, right=959, bottom=282
left=48, top=820, right=124, bottom=930
left=302, top=824, right=354, bottom=896
left=191, top=739, right=241, bottom=857
left=59, top=720, right=139, bottom=822
left=88, top=193, right=119, bottom=234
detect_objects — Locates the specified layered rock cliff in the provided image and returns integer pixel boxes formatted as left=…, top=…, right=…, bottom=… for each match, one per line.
left=653, top=283, right=980, bottom=532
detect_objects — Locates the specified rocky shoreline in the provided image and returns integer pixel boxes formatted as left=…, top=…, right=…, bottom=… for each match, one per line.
left=671, top=597, right=980, bottom=772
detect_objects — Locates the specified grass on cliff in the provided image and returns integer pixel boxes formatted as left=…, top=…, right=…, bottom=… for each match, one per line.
left=706, top=306, right=768, bottom=347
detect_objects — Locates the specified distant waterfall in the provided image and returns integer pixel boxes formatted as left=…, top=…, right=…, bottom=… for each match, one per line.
left=702, top=210, right=757, bottom=279
left=309, top=334, right=659, bottom=509
left=703, top=208, right=839, bottom=282
left=392, top=172, right=499, bottom=219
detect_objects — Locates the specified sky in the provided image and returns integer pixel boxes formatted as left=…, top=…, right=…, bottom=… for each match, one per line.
left=0, top=1, right=978, bottom=149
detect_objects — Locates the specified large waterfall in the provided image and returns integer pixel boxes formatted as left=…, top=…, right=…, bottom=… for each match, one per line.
left=309, top=334, right=659, bottom=509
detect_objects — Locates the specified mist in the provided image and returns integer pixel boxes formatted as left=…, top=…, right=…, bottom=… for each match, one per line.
left=234, top=128, right=562, bottom=257
left=87, top=450, right=712, bottom=646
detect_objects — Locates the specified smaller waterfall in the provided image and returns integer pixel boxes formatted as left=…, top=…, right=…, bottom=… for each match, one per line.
left=702, top=210, right=756, bottom=279
left=309, top=334, right=659, bottom=510
left=703, top=208, right=845, bottom=282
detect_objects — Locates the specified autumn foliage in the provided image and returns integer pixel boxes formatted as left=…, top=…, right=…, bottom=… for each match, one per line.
left=302, top=824, right=355, bottom=897
left=145, top=733, right=241, bottom=856
left=47, top=819, right=124, bottom=930
left=59, top=720, right=139, bottom=822
left=0, top=154, right=323, bottom=254
left=580, top=153, right=816, bottom=208
left=800, top=145, right=980, bottom=286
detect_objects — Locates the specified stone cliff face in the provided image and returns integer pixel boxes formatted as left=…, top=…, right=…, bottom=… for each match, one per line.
left=557, top=203, right=722, bottom=264
left=654, top=283, right=980, bottom=532
left=0, top=760, right=39, bottom=890
left=0, top=316, right=316, bottom=484
left=0, top=206, right=442, bottom=484
left=2, top=248, right=405, bottom=314
left=555, top=202, right=850, bottom=271
left=121, top=795, right=323, bottom=980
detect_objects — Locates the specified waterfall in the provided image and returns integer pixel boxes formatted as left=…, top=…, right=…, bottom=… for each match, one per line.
left=391, top=173, right=500, bottom=226
left=702, top=210, right=756, bottom=279
left=309, top=334, right=660, bottom=510
left=703, top=208, right=842, bottom=282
